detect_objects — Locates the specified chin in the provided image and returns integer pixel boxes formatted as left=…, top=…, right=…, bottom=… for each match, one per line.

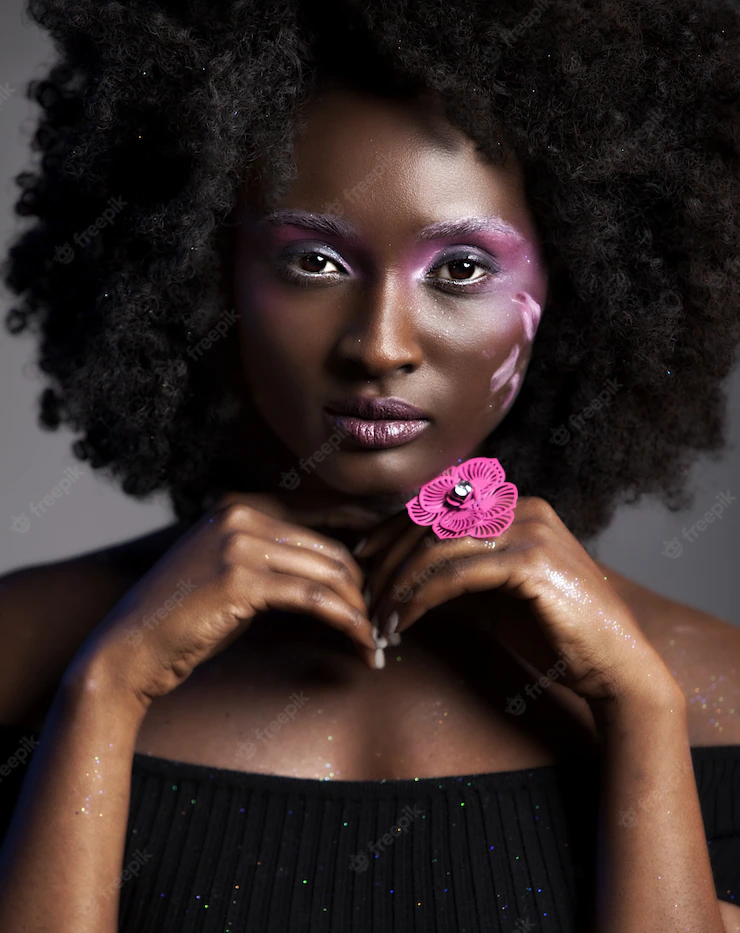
left=311, top=458, right=427, bottom=501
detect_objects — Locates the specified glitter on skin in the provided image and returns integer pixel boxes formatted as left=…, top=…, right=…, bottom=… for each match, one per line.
left=543, top=565, right=638, bottom=648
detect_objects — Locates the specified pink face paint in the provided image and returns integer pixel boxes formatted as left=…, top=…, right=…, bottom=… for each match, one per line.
left=512, top=291, right=542, bottom=342
left=500, top=371, right=522, bottom=410
left=489, top=343, right=520, bottom=394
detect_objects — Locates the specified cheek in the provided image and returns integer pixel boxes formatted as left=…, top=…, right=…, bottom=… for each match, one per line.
left=484, top=289, right=542, bottom=399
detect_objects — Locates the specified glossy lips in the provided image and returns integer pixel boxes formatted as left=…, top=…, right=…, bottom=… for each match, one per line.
left=324, top=396, right=431, bottom=449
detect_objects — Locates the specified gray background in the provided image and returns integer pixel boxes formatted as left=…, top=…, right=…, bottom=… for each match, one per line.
left=1, top=1, right=738, bottom=623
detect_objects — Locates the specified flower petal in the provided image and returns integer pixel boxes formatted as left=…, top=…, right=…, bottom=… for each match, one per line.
left=406, top=497, right=439, bottom=526
left=478, top=481, right=518, bottom=513
left=418, top=468, right=458, bottom=512
left=432, top=519, right=472, bottom=539
left=458, top=457, right=506, bottom=497
left=437, top=509, right=481, bottom=533
left=469, top=510, right=516, bottom=537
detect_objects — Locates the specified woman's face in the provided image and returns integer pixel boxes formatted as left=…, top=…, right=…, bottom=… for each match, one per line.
left=233, top=88, right=548, bottom=502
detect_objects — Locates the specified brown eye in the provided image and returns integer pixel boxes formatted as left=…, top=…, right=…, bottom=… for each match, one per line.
left=297, top=252, right=341, bottom=274
left=445, top=259, right=480, bottom=280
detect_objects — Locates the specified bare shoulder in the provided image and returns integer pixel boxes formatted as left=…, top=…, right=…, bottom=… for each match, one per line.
left=596, top=560, right=740, bottom=746
left=0, top=521, right=187, bottom=727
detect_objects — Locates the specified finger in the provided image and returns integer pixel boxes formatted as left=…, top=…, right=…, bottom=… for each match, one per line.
left=373, top=523, right=529, bottom=636
left=213, top=499, right=367, bottom=591
left=364, top=522, right=431, bottom=620
left=237, top=535, right=373, bottom=643
left=257, top=569, right=377, bottom=651
left=354, top=637, right=387, bottom=671
left=367, top=497, right=534, bottom=622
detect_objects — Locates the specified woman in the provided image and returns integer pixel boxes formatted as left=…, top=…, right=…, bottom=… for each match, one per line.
left=0, top=0, right=739, bottom=930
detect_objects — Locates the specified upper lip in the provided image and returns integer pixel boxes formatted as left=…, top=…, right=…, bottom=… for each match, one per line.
left=324, top=396, right=429, bottom=420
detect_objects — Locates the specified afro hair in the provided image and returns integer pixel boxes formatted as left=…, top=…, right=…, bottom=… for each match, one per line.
left=3, top=0, right=740, bottom=543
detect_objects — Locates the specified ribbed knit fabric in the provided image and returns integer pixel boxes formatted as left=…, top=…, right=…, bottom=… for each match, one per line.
left=0, top=723, right=738, bottom=932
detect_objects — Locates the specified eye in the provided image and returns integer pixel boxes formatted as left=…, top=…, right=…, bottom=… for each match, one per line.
left=276, top=246, right=349, bottom=286
left=427, top=251, right=500, bottom=291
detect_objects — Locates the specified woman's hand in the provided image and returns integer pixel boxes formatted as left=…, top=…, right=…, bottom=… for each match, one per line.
left=356, top=496, right=680, bottom=710
left=65, top=491, right=381, bottom=713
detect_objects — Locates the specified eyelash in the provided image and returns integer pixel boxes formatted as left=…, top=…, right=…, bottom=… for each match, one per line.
left=275, top=245, right=501, bottom=293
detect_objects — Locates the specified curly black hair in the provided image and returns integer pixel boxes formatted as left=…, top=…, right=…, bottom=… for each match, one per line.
left=3, top=0, right=740, bottom=543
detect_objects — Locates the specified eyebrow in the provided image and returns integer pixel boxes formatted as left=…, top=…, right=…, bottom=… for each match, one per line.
left=253, top=208, right=524, bottom=243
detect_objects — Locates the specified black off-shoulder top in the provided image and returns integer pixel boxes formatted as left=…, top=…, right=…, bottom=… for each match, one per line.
left=0, top=723, right=738, bottom=932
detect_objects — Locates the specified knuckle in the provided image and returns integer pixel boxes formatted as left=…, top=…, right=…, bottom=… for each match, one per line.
left=304, top=580, right=330, bottom=608
left=217, top=502, right=254, bottom=531
left=526, top=521, right=556, bottom=548
left=220, top=559, right=247, bottom=593
left=446, top=558, right=467, bottom=584
left=331, top=541, right=356, bottom=567
left=328, top=557, right=352, bottom=583
left=527, top=496, right=557, bottom=523
left=221, top=530, right=248, bottom=564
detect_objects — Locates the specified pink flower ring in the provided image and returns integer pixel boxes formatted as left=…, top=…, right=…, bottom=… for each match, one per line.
left=405, top=456, right=518, bottom=540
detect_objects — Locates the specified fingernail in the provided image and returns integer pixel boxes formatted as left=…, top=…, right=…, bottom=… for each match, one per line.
left=372, top=625, right=388, bottom=650
left=388, top=632, right=401, bottom=646
left=353, top=536, right=368, bottom=556
left=374, top=647, right=386, bottom=669
left=386, top=611, right=399, bottom=635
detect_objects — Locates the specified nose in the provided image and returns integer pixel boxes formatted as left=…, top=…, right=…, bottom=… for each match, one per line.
left=334, top=275, right=423, bottom=377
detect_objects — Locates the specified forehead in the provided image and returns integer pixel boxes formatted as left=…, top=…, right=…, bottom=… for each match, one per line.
left=242, top=88, right=536, bottom=243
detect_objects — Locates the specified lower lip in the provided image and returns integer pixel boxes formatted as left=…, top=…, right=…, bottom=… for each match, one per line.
left=324, top=412, right=430, bottom=449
